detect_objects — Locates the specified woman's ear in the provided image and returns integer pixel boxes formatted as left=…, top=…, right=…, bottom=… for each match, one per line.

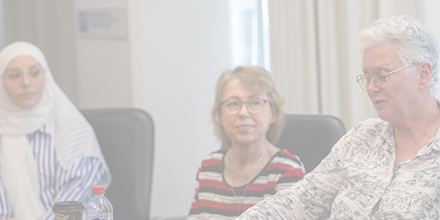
left=270, top=109, right=278, bottom=124
left=419, top=61, right=433, bottom=90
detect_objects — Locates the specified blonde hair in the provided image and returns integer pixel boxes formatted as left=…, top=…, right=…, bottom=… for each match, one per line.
left=211, top=66, right=285, bottom=147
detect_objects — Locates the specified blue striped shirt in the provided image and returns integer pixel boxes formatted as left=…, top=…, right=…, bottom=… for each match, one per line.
left=0, top=123, right=104, bottom=220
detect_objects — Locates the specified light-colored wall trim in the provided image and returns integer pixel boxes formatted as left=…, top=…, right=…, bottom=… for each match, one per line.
left=0, top=0, right=5, bottom=49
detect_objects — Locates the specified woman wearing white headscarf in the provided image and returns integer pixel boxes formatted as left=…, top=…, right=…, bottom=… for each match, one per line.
left=0, top=41, right=111, bottom=220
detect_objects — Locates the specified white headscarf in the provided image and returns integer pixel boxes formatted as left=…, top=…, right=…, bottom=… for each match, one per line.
left=0, top=41, right=111, bottom=219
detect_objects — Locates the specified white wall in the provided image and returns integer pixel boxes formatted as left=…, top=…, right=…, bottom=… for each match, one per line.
left=75, top=0, right=231, bottom=218
left=75, top=0, right=133, bottom=108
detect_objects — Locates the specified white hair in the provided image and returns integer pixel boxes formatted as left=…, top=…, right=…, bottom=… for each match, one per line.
left=357, top=15, right=440, bottom=97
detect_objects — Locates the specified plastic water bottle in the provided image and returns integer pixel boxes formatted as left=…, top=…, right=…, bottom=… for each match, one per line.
left=85, top=186, right=113, bottom=220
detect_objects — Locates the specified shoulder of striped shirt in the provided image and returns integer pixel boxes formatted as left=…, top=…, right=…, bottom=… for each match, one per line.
left=272, top=149, right=303, bottom=169
left=203, top=148, right=227, bottom=160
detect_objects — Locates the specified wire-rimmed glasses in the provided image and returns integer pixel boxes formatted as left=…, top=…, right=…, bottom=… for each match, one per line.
left=221, top=96, right=269, bottom=115
left=356, top=62, right=417, bottom=91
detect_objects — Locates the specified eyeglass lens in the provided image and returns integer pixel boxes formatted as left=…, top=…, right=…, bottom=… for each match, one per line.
left=222, top=97, right=267, bottom=114
left=357, top=71, right=389, bottom=91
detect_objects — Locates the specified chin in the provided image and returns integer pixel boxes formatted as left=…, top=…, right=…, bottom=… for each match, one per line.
left=377, top=112, right=392, bottom=123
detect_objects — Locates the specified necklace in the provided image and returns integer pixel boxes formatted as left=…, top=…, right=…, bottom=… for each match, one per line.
left=228, top=151, right=264, bottom=214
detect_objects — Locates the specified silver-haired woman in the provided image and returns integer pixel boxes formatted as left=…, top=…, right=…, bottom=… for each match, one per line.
left=236, top=15, right=440, bottom=219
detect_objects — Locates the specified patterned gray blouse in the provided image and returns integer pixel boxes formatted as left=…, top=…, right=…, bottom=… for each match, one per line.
left=236, top=118, right=440, bottom=219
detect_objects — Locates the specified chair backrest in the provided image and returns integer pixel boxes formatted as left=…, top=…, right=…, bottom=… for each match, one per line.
left=277, top=114, right=346, bottom=173
left=81, top=108, right=154, bottom=220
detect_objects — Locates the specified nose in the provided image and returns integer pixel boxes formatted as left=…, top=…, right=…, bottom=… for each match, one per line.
left=237, top=102, right=250, bottom=117
left=21, top=73, right=32, bottom=87
left=366, top=80, right=380, bottom=94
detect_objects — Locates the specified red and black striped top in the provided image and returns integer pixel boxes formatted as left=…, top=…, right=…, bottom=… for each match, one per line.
left=188, top=148, right=305, bottom=220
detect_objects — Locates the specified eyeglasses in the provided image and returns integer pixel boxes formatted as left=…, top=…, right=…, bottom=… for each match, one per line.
left=356, top=62, right=417, bottom=91
left=221, top=96, right=269, bottom=115
left=2, top=67, right=45, bottom=82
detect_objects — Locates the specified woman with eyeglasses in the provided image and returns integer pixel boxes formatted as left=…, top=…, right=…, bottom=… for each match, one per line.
left=187, top=66, right=306, bottom=219
left=0, top=42, right=111, bottom=219
left=236, top=15, right=440, bottom=219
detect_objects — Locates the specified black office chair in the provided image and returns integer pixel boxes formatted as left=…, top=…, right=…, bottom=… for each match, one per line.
left=81, top=108, right=154, bottom=220
left=277, top=114, right=346, bottom=173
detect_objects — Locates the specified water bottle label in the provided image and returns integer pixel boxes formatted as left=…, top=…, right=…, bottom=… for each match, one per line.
left=91, top=215, right=105, bottom=220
